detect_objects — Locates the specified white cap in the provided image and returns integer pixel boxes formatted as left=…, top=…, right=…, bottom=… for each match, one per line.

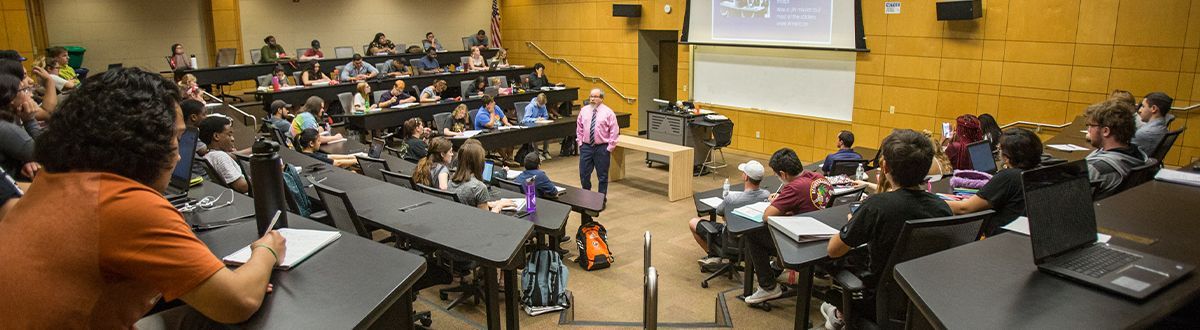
left=737, top=160, right=765, bottom=180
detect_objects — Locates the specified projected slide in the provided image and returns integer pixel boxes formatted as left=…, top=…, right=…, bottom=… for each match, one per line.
left=713, top=0, right=833, bottom=45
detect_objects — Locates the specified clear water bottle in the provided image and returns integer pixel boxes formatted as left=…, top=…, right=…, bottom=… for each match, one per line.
left=856, top=163, right=866, bottom=181
left=722, top=178, right=730, bottom=198
left=188, top=54, right=197, bottom=69
left=524, top=178, right=537, bottom=213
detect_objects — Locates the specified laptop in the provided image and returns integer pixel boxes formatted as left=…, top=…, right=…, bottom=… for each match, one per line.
left=967, top=140, right=997, bottom=174
left=366, top=139, right=385, bottom=158
left=1023, top=160, right=1193, bottom=300
left=482, top=160, right=496, bottom=185
left=165, top=128, right=199, bottom=202
left=484, top=86, right=500, bottom=98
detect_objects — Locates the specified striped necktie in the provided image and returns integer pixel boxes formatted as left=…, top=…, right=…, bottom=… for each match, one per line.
left=589, top=107, right=598, bottom=144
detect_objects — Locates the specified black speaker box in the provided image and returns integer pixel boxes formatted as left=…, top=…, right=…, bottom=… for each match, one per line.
left=936, top=0, right=982, bottom=20
left=613, top=4, right=642, bottom=17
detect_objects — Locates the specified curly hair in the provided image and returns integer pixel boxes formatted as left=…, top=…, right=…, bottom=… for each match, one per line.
left=880, top=129, right=934, bottom=187
left=1088, top=99, right=1137, bottom=144
left=999, top=128, right=1043, bottom=170
left=34, top=67, right=182, bottom=187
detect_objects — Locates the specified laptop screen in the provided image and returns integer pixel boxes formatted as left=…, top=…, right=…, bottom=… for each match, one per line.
left=172, top=128, right=199, bottom=187
left=368, top=139, right=384, bottom=158
left=1022, top=160, right=1098, bottom=262
left=968, top=140, right=996, bottom=173
left=482, top=160, right=494, bottom=184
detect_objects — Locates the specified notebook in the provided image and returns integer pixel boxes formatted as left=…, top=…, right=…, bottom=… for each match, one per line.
left=731, top=202, right=771, bottom=222
left=450, top=130, right=483, bottom=139
left=1048, top=144, right=1089, bottom=151
left=223, top=228, right=341, bottom=270
left=767, top=216, right=839, bottom=242
left=1154, top=169, right=1200, bottom=187
left=700, top=197, right=723, bottom=208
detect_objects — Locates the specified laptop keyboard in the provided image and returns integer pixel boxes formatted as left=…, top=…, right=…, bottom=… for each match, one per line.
left=1053, top=245, right=1141, bottom=278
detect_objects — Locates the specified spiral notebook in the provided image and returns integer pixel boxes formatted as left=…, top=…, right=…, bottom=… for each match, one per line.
left=223, top=228, right=341, bottom=270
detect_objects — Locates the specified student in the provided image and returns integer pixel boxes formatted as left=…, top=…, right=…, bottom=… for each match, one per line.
left=198, top=116, right=249, bottom=194
left=296, top=128, right=358, bottom=168
left=1, top=59, right=56, bottom=121
left=181, top=99, right=208, bottom=154
left=514, top=152, right=559, bottom=197
left=301, top=62, right=332, bottom=86
left=467, top=47, right=488, bottom=71
left=688, top=160, right=770, bottom=265
left=449, top=142, right=514, bottom=212
left=924, top=130, right=954, bottom=177
left=442, top=104, right=472, bottom=137
left=821, top=130, right=862, bottom=174
left=416, top=47, right=442, bottom=75
left=577, top=88, right=620, bottom=194
left=978, top=113, right=1003, bottom=151
left=743, top=148, right=832, bottom=304
left=0, top=68, right=285, bottom=327
left=421, top=79, right=454, bottom=103
left=467, top=76, right=487, bottom=96
left=401, top=117, right=431, bottom=161
left=1132, top=92, right=1175, bottom=156
left=168, top=43, right=192, bottom=70
left=474, top=94, right=512, bottom=130
left=413, top=137, right=454, bottom=190
left=265, top=100, right=292, bottom=137
left=290, top=96, right=344, bottom=144
left=1085, top=99, right=1148, bottom=196
left=492, top=48, right=509, bottom=67
left=944, top=114, right=983, bottom=170
left=422, top=32, right=445, bottom=52
left=0, top=74, right=42, bottom=178
left=381, top=57, right=410, bottom=77
left=368, top=32, right=397, bottom=55
left=300, top=40, right=324, bottom=61
left=31, top=56, right=75, bottom=93
left=1109, top=89, right=1139, bottom=124
left=528, top=62, right=562, bottom=89
left=351, top=82, right=375, bottom=113
left=259, top=35, right=289, bottom=63
left=469, top=29, right=490, bottom=49
left=822, top=129, right=953, bottom=327
left=520, top=93, right=556, bottom=125
left=45, top=46, right=79, bottom=86
left=177, top=73, right=204, bottom=102
left=378, top=80, right=416, bottom=108
left=271, top=65, right=292, bottom=88
left=945, top=128, right=1043, bottom=236
left=340, top=54, right=378, bottom=82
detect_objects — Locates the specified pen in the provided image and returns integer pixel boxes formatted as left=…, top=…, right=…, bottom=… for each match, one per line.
left=398, top=201, right=433, bottom=212
left=264, top=210, right=282, bottom=234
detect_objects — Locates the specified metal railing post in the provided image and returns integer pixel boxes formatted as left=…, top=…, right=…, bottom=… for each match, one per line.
left=525, top=41, right=637, bottom=104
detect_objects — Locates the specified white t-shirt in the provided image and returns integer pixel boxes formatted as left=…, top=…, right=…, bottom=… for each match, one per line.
left=204, top=151, right=243, bottom=185
left=353, top=93, right=369, bottom=111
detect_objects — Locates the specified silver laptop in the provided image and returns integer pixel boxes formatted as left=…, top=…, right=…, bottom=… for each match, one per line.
left=1023, top=160, right=1193, bottom=300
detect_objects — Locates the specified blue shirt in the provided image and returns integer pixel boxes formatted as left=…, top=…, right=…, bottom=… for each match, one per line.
left=514, top=169, right=558, bottom=197
left=520, top=98, right=549, bottom=126
left=416, top=56, right=440, bottom=71
left=474, top=106, right=506, bottom=130
left=340, top=62, right=379, bottom=81
left=822, top=148, right=863, bottom=173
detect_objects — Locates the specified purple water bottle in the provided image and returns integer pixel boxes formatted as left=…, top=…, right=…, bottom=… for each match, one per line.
left=524, top=177, right=537, bottom=212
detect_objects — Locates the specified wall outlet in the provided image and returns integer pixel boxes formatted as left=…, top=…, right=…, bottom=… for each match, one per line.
left=755, top=131, right=761, bottom=139
left=889, top=105, right=895, bottom=114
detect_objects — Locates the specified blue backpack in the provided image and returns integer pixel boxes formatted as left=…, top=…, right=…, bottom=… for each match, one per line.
left=521, top=250, right=569, bottom=313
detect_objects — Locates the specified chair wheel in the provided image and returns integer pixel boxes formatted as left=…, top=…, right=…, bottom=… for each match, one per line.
left=701, top=281, right=709, bottom=288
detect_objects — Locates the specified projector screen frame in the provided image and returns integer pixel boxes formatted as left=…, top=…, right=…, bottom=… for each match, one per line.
left=681, top=0, right=870, bottom=52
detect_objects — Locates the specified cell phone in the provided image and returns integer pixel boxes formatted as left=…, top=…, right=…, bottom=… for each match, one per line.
left=941, top=122, right=952, bottom=139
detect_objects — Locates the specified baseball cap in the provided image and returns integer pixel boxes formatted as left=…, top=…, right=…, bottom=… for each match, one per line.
left=737, top=160, right=764, bottom=180
left=0, top=50, right=26, bottom=61
left=270, top=100, right=292, bottom=112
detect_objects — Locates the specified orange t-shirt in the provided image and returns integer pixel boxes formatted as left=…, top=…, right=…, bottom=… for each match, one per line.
left=0, top=172, right=225, bottom=328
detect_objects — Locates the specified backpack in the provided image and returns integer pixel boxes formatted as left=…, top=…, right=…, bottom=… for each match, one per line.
left=576, top=221, right=614, bottom=271
left=559, top=136, right=577, bottom=156
left=520, top=249, right=570, bottom=315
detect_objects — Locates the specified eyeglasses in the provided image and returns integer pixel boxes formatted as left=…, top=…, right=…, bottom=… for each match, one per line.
left=18, top=86, right=33, bottom=94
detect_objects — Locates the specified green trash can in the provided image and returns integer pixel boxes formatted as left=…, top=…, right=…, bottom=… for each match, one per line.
left=64, top=46, right=86, bottom=69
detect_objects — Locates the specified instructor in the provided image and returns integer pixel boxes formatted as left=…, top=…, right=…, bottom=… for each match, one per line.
left=576, top=88, right=619, bottom=195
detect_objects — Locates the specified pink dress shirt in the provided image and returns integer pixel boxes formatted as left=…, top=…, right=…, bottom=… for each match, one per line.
left=576, top=103, right=620, bottom=152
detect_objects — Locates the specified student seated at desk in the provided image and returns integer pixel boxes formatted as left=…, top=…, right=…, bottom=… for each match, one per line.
left=259, top=35, right=289, bottom=64
left=475, top=95, right=517, bottom=166
left=422, top=32, right=445, bottom=52
left=367, top=32, right=398, bottom=55
left=492, top=48, right=509, bottom=67
left=520, top=93, right=557, bottom=126
left=177, top=73, right=204, bottom=103
left=744, top=148, right=833, bottom=304
left=381, top=58, right=411, bottom=77
left=378, top=80, right=416, bottom=108
left=944, top=114, right=982, bottom=170
left=469, top=29, right=490, bottom=50
left=340, top=54, right=378, bottom=83
left=199, top=116, right=251, bottom=194
left=449, top=142, right=514, bottom=212
left=467, top=76, right=487, bottom=96
left=351, top=82, right=376, bottom=113
left=821, top=130, right=862, bottom=174
left=467, top=47, right=488, bottom=71
left=1084, top=99, right=1148, bottom=196
left=441, top=104, right=472, bottom=137
left=300, top=40, right=324, bottom=61
left=290, top=96, right=344, bottom=144
left=415, top=47, right=442, bottom=75
left=265, top=100, right=292, bottom=138
left=689, top=160, right=770, bottom=266
left=1132, top=92, right=1175, bottom=156
left=514, top=152, right=559, bottom=197
left=0, top=68, right=286, bottom=327
left=301, top=62, right=332, bottom=86
left=270, top=65, right=292, bottom=88
left=946, top=128, right=1042, bottom=236
left=822, top=129, right=953, bottom=327
left=413, top=137, right=454, bottom=190
left=401, top=117, right=432, bottom=161
left=297, top=128, right=358, bottom=168
left=421, top=79, right=458, bottom=103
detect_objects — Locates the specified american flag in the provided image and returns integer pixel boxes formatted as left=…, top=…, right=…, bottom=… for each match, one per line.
left=490, top=0, right=503, bottom=48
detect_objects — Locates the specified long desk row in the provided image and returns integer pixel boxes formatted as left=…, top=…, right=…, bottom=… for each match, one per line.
left=340, top=87, right=580, bottom=132
left=183, top=49, right=497, bottom=86
left=259, top=66, right=535, bottom=108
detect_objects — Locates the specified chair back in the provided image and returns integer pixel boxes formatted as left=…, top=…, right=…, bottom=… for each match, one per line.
left=249, top=48, right=261, bottom=64
left=496, top=177, right=522, bottom=193
left=408, top=59, right=421, bottom=74
left=395, top=43, right=407, bottom=53
left=417, top=183, right=460, bottom=202
left=374, top=62, right=388, bottom=74
left=292, top=71, right=303, bottom=84
left=876, top=210, right=992, bottom=327
left=256, top=74, right=271, bottom=87
left=296, top=48, right=307, bottom=57
left=460, top=56, right=470, bottom=66
left=355, top=154, right=390, bottom=180
left=216, top=48, right=237, bottom=67
left=1097, top=158, right=1161, bottom=200
left=1150, top=127, right=1185, bottom=164
left=489, top=75, right=509, bottom=88
left=333, top=46, right=354, bottom=59
left=372, top=90, right=386, bottom=104
left=337, top=92, right=354, bottom=112
left=313, top=183, right=371, bottom=238
left=711, top=120, right=733, bottom=148
left=519, top=74, right=530, bottom=84
left=829, top=159, right=870, bottom=177
left=362, top=44, right=370, bottom=54
left=460, top=80, right=473, bottom=98
left=233, top=153, right=254, bottom=196
left=461, top=36, right=472, bottom=50
left=513, top=101, right=530, bottom=123
left=469, top=109, right=480, bottom=126
left=381, top=169, right=415, bottom=190
left=197, top=157, right=226, bottom=188
left=434, top=113, right=453, bottom=132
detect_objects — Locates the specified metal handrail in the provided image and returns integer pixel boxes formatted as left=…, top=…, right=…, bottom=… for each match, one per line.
left=643, top=231, right=652, bottom=328
left=200, top=90, right=257, bottom=128
left=525, top=42, right=637, bottom=104
left=645, top=266, right=658, bottom=330
left=644, top=231, right=652, bottom=274
left=1172, top=103, right=1200, bottom=112
left=999, top=120, right=1072, bottom=133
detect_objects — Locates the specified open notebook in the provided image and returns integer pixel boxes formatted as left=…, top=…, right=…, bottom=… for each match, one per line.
left=223, top=228, right=341, bottom=270
left=767, top=216, right=839, bottom=242
left=731, top=202, right=771, bottom=222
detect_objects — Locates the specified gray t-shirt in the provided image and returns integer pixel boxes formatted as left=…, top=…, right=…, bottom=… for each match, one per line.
left=0, top=120, right=41, bottom=175
left=205, top=151, right=244, bottom=186
left=717, top=187, right=771, bottom=218
left=429, top=163, right=450, bottom=189
left=450, top=177, right=495, bottom=207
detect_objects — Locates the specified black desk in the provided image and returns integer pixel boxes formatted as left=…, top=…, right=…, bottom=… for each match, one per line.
left=258, top=67, right=533, bottom=109
left=1041, top=115, right=1091, bottom=162
left=181, top=183, right=256, bottom=230
left=344, top=87, right=580, bottom=132
left=453, top=111, right=630, bottom=152
left=894, top=180, right=1200, bottom=329
left=138, top=214, right=427, bottom=329
left=182, top=49, right=492, bottom=86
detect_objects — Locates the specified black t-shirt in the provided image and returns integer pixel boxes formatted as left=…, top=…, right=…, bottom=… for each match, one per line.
left=840, top=188, right=953, bottom=277
left=405, top=137, right=428, bottom=161
left=976, top=168, right=1025, bottom=235
left=303, top=151, right=333, bottom=165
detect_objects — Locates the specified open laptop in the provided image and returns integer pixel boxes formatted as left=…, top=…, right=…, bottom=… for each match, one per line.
left=1023, top=160, right=1193, bottom=300
left=967, top=140, right=997, bottom=174
left=366, top=139, right=385, bottom=159
left=165, top=128, right=199, bottom=202
left=482, top=160, right=496, bottom=185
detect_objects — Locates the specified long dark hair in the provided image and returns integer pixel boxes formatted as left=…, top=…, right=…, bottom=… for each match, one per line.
left=0, top=74, right=20, bottom=122
left=978, top=113, right=1003, bottom=150
left=170, top=43, right=182, bottom=56
left=372, top=33, right=387, bottom=46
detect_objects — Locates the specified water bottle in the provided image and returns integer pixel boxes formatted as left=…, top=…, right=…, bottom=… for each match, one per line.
left=524, top=178, right=537, bottom=213
left=722, top=178, right=730, bottom=198
left=188, top=54, right=198, bottom=69
left=856, top=163, right=866, bottom=181
left=250, top=140, right=289, bottom=235
left=271, top=76, right=282, bottom=92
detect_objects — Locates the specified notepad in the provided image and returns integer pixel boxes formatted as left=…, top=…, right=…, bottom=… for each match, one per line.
left=700, top=197, right=723, bottom=208
left=768, top=216, right=840, bottom=243
left=496, top=125, right=522, bottom=130
left=1154, top=169, right=1200, bottom=187
left=223, top=228, right=341, bottom=270
left=451, top=130, right=483, bottom=139
left=731, top=202, right=771, bottom=222
left=1048, top=144, right=1089, bottom=151
left=1001, top=217, right=1111, bottom=243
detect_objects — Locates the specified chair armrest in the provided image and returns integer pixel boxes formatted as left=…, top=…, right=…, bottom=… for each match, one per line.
left=833, top=269, right=866, bottom=293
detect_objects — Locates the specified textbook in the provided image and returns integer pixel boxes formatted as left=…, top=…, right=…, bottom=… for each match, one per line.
left=223, top=228, right=341, bottom=270
left=730, top=202, right=771, bottom=222
left=767, top=216, right=839, bottom=243
left=1154, top=169, right=1200, bottom=187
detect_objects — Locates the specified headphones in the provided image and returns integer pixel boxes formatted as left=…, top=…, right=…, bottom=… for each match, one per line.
left=178, top=188, right=235, bottom=213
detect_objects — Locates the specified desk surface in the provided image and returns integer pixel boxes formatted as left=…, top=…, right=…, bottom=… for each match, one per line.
left=343, top=87, right=579, bottom=132
left=894, top=179, right=1200, bottom=329
left=183, top=49, right=493, bottom=86
left=182, top=183, right=256, bottom=229
left=261, top=67, right=533, bottom=108
left=140, top=215, right=426, bottom=329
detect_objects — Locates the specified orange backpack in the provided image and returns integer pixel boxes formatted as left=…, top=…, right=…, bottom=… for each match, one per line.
left=576, top=222, right=614, bottom=271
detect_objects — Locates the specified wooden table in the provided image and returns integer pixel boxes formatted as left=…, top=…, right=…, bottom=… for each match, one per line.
left=608, top=135, right=695, bottom=201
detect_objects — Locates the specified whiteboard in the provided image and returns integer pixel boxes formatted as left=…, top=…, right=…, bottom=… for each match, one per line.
left=692, top=45, right=856, bottom=121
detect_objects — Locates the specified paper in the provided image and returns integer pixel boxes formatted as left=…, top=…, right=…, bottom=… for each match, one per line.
left=706, top=115, right=729, bottom=121
left=1154, top=169, right=1200, bottom=187
left=1002, top=216, right=1111, bottom=243
left=451, top=130, right=483, bottom=139
left=698, top=109, right=716, bottom=114
left=223, top=228, right=341, bottom=270
left=496, top=125, right=522, bottom=130
left=833, top=186, right=859, bottom=196
left=700, top=197, right=723, bottom=208
left=390, top=102, right=419, bottom=109
left=731, top=202, right=771, bottom=222
left=505, top=170, right=522, bottom=180
left=501, top=198, right=527, bottom=211
left=768, top=216, right=839, bottom=242
left=1048, top=144, right=1089, bottom=151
